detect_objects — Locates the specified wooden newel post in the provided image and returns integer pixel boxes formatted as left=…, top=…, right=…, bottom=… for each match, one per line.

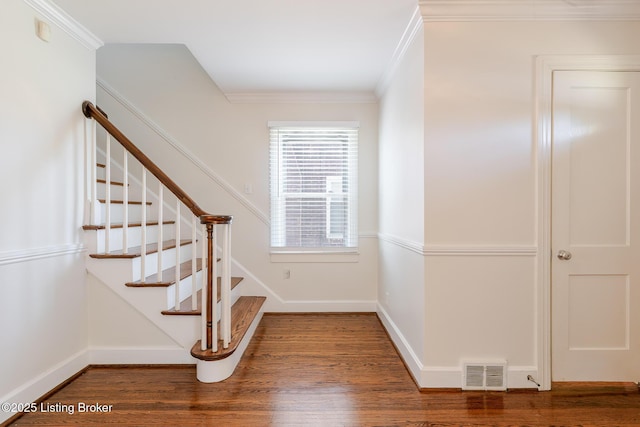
left=205, top=222, right=214, bottom=349
left=200, top=214, right=232, bottom=353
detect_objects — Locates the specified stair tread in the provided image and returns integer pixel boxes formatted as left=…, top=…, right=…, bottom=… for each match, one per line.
left=126, top=259, right=203, bottom=287
left=83, top=220, right=175, bottom=230
left=161, top=277, right=244, bottom=314
left=190, top=296, right=266, bottom=361
left=97, top=178, right=127, bottom=187
left=98, top=199, right=152, bottom=205
left=89, top=239, right=192, bottom=259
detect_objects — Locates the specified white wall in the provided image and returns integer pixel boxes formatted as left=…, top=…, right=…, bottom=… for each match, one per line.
left=95, top=44, right=379, bottom=311
left=377, top=25, right=426, bottom=374
left=0, top=0, right=96, bottom=421
left=378, top=17, right=640, bottom=388
left=420, top=20, right=640, bottom=388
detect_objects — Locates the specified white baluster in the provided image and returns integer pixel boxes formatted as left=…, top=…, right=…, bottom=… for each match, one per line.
left=174, top=199, right=181, bottom=311
left=140, top=169, right=147, bottom=281
left=200, top=224, right=208, bottom=351
left=192, top=216, right=197, bottom=311
left=212, top=225, right=218, bottom=351
left=87, top=119, right=97, bottom=225
left=157, top=185, right=164, bottom=281
left=105, top=134, right=111, bottom=254
left=221, top=223, right=231, bottom=349
left=122, top=150, right=128, bottom=254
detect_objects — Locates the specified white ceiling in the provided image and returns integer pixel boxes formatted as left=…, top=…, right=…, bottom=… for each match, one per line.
left=52, top=0, right=419, bottom=96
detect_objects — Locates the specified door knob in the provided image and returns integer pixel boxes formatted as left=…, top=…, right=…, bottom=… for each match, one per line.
left=557, top=250, right=572, bottom=260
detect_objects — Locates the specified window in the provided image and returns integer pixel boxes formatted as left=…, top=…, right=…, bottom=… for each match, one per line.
left=269, top=122, right=358, bottom=252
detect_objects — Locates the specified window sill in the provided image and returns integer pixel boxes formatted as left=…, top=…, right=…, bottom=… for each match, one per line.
left=270, top=251, right=359, bottom=263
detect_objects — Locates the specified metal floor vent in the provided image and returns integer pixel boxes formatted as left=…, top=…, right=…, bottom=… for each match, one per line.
left=462, top=361, right=507, bottom=391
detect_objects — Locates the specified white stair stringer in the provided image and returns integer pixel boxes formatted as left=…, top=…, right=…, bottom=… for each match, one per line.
left=85, top=251, right=245, bottom=350
left=86, top=256, right=200, bottom=348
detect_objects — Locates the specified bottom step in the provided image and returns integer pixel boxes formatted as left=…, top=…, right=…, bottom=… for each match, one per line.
left=191, top=296, right=266, bottom=383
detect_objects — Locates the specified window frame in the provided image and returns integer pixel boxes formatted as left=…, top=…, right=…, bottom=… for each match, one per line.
left=268, top=121, right=359, bottom=255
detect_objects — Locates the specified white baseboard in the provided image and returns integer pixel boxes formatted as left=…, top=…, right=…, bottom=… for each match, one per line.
left=88, top=347, right=194, bottom=365
left=376, top=304, right=539, bottom=390
left=269, top=299, right=377, bottom=313
left=0, top=350, right=89, bottom=424
left=231, top=257, right=376, bottom=313
left=420, top=366, right=539, bottom=390
left=507, top=366, right=541, bottom=389
left=376, top=303, right=426, bottom=386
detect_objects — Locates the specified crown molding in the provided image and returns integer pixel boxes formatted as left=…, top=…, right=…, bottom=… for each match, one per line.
left=224, top=91, right=377, bottom=104
left=419, top=0, right=640, bottom=22
left=23, top=0, right=103, bottom=50
left=376, top=6, right=423, bottom=97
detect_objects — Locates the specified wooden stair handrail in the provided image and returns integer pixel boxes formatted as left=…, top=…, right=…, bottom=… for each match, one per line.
left=82, top=101, right=231, bottom=225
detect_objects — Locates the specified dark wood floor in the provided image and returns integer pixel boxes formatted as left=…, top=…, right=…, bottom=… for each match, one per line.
left=8, top=313, right=640, bottom=426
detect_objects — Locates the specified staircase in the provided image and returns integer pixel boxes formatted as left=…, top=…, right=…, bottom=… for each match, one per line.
left=82, top=101, right=265, bottom=383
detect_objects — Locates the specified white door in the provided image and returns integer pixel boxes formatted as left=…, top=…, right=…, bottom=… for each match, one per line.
left=552, top=70, right=640, bottom=381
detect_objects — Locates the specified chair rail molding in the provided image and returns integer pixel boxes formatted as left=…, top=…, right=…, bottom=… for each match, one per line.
left=378, top=233, right=425, bottom=256
left=423, top=245, right=537, bottom=257
left=378, top=233, right=537, bottom=257
left=0, top=244, right=85, bottom=266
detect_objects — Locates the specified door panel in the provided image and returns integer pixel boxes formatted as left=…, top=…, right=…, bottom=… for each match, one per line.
left=552, top=70, right=640, bottom=381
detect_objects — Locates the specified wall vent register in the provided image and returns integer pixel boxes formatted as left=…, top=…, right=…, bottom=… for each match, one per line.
left=462, top=361, right=508, bottom=391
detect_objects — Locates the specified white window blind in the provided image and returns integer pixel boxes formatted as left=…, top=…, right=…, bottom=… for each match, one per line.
left=269, top=123, right=358, bottom=252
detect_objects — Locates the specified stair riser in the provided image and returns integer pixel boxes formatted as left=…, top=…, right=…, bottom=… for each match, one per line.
left=212, top=282, right=242, bottom=322
left=89, top=243, right=197, bottom=282
left=86, top=224, right=178, bottom=254
left=131, top=244, right=197, bottom=282
left=165, top=273, right=242, bottom=315
left=98, top=202, right=150, bottom=224
left=97, top=181, right=126, bottom=200
left=95, top=165, right=120, bottom=182
left=96, top=181, right=152, bottom=207
left=166, top=270, right=203, bottom=310
left=96, top=204, right=196, bottom=239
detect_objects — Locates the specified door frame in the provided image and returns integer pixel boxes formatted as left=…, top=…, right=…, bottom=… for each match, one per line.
left=535, top=55, right=640, bottom=391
